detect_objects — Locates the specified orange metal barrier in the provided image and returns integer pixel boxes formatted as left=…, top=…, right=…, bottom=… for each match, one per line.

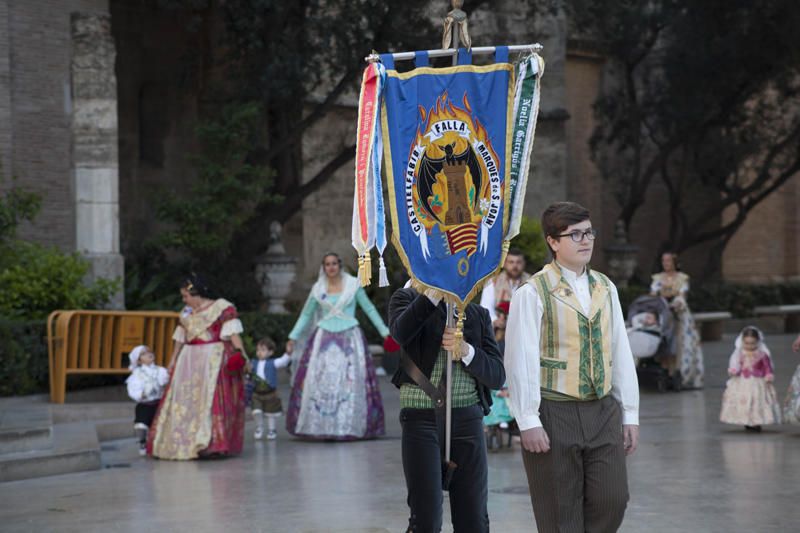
left=47, top=310, right=180, bottom=403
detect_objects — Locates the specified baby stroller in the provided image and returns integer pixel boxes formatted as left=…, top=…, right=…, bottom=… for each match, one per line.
left=627, top=295, right=680, bottom=392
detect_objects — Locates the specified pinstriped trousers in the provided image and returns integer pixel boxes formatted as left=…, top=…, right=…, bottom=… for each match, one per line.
left=522, top=395, right=629, bottom=533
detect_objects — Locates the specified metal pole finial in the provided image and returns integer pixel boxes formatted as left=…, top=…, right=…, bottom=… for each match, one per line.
left=442, top=0, right=471, bottom=51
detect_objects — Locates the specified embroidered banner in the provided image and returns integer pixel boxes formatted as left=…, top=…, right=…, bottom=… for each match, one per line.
left=381, top=59, right=515, bottom=304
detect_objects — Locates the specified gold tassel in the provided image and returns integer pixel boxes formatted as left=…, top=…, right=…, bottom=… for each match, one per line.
left=357, top=255, right=366, bottom=286
left=363, top=253, right=372, bottom=286
left=453, top=308, right=466, bottom=361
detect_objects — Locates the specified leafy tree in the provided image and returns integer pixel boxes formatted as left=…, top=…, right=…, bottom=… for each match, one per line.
left=513, top=216, right=549, bottom=272
left=569, top=0, right=800, bottom=275
left=133, top=0, right=441, bottom=307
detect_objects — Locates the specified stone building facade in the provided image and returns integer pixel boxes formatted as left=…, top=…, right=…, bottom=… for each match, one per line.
left=0, top=0, right=123, bottom=306
left=2, top=0, right=798, bottom=310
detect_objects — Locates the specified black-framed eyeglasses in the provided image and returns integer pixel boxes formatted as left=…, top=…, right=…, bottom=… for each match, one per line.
left=556, top=228, right=597, bottom=243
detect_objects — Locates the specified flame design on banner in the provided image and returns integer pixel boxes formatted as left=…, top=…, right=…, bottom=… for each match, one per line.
left=406, top=92, right=503, bottom=259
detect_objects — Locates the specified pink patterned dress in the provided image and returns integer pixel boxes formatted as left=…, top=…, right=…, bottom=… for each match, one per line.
left=147, top=299, right=246, bottom=459
left=720, top=349, right=781, bottom=426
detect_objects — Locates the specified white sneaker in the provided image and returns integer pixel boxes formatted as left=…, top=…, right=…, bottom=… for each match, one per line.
left=138, top=444, right=147, bottom=456
left=254, top=427, right=264, bottom=440
left=266, top=429, right=277, bottom=440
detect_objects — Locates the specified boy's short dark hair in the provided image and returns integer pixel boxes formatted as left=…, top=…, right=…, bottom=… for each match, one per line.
left=507, top=248, right=525, bottom=258
left=257, top=337, right=277, bottom=351
left=541, top=202, right=591, bottom=258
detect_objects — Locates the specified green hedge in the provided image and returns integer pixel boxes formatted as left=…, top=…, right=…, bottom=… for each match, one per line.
left=238, top=311, right=297, bottom=355
left=0, top=319, right=48, bottom=396
left=617, top=282, right=800, bottom=318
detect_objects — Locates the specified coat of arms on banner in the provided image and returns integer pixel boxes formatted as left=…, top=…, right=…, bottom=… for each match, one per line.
left=408, top=92, right=502, bottom=264
left=353, top=50, right=544, bottom=306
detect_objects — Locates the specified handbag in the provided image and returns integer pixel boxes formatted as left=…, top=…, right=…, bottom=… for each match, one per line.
left=226, top=350, right=246, bottom=373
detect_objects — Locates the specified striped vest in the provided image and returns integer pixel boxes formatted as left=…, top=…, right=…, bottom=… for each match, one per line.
left=529, top=262, right=614, bottom=400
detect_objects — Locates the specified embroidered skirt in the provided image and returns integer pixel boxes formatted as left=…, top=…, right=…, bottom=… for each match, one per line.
left=148, top=341, right=245, bottom=459
left=720, top=376, right=781, bottom=426
left=286, top=327, right=384, bottom=440
left=783, top=365, right=800, bottom=424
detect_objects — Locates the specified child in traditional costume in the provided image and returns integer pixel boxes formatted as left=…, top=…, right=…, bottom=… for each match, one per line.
left=246, top=337, right=291, bottom=440
left=126, top=345, right=169, bottom=455
left=720, top=326, right=781, bottom=432
left=782, top=333, right=800, bottom=424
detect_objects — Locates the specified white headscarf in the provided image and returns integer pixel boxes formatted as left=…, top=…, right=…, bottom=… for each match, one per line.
left=728, top=326, right=772, bottom=372
left=128, top=345, right=148, bottom=370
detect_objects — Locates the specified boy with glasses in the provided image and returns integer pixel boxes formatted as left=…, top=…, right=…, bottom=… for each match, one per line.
left=505, top=201, right=640, bottom=532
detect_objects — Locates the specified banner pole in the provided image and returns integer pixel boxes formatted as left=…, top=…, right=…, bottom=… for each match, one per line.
left=364, top=43, right=543, bottom=63
left=444, top=26, right=460, bottom=471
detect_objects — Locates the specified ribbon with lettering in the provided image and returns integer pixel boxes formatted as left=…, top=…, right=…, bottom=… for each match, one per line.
left=506, top=53, right=545, bottom=241
left=352, top=61, right=385, bottom=286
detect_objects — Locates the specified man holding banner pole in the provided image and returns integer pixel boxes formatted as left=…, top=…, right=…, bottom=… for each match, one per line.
left=389, top=286, right=504, bottom=532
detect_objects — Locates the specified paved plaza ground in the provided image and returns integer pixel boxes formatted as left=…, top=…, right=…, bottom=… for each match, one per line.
left=1, top=334, right=799, bottom=532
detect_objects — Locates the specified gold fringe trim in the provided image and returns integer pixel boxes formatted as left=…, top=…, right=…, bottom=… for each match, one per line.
left=358, top=254, right=373, bottom=287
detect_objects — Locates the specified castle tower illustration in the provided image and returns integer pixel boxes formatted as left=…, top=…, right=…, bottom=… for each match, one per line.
left=443, top=161, right=471, bottom=226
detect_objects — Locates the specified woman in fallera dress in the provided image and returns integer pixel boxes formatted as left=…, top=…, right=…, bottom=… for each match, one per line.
left=285, top=253, right=390, bottom=440
left=147, top=275, right=247, bottom=459
left=650, top=252, right=705, bottom=388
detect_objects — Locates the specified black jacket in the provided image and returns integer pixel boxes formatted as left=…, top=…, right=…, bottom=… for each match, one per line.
left=388, top=287, right=505, bottom=415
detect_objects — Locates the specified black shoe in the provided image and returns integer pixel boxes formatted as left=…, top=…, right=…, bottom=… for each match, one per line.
left=744, top=425, right=762, bottom=433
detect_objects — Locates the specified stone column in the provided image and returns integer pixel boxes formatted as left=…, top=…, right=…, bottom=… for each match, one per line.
left=71, top=13, right=124, bottom=308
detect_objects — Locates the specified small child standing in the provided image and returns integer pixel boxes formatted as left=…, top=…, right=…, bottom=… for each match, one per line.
left=720, top=327, right=781, bottom=432
left=126, top=345, right=169, bottom=455
left=246, top=337, right=291, bottom=440
left=783, top=333, right=800, bottom=424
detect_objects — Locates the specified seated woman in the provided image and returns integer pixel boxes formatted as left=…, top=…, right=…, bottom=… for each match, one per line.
left=650, top=252, right=704, bottom=388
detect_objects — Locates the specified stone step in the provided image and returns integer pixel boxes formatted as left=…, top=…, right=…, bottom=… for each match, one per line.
left=0, top=405, right=53, bottom=455
left=0, top=422, right=101, bottom=483
left=52, top=402, right=133, bottom=424
left=95, top=418, right=135, bottom=442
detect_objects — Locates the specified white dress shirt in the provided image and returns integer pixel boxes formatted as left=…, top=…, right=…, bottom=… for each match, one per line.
left=479, top=280, right=499, bottom=321
left=126, top=364, right=169, bottom=403
left=505, top=265, right=640, bottom=431
left=254, top=354, right=292, bottom=382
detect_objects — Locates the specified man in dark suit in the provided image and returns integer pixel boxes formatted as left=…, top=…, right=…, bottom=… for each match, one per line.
left=389, top=286, right=505, bottom=533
